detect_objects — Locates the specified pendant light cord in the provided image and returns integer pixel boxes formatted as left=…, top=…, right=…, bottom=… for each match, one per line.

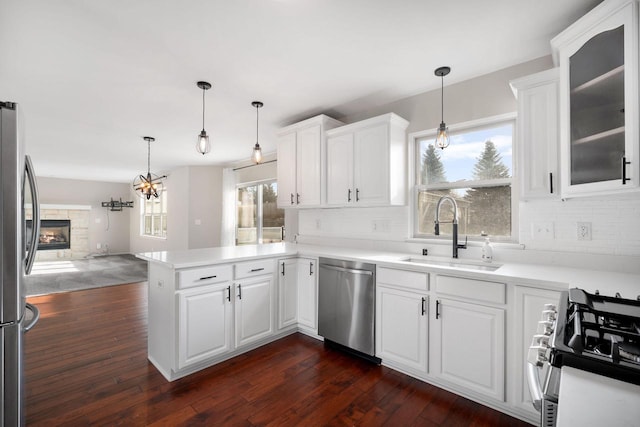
left=256, top=104, right=259, bottom=143
left=440, top=74, right=444, bottom=123
left=202, top=88, right=206, bottom=131
left=147, top=139, right=151, bottom=175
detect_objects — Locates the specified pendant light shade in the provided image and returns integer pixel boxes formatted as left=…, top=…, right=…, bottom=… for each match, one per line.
left=434, top=66, right=451, bottom=150
left=132, top=136, right=167, bottom=200
left=196, top=81, right=212, bottom=155
left=251, top=101, right=264, bottom=164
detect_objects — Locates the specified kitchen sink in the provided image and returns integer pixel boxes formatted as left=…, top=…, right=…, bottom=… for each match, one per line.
left=402, top=257, right=502, bottom=272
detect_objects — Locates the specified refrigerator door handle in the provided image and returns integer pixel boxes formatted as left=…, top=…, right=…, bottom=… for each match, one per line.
left=25, top=154, right=40, bottom=275
left=23, top=303, right=40, bottom=333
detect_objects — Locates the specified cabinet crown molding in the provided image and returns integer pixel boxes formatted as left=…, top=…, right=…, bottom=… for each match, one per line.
left=326, top=112, right=409, bottom=137
left=276, top=114, right=343, bottom=136
left=509, top=68, right=560, bottom=98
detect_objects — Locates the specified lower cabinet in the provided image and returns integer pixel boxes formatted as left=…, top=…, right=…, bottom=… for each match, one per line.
left=177, top=283, right=233, bottom=370
left=297, top=257, right=318, bottom=332
left=431, top=297, right=505, bottom=401
left=277, top=258, right=299, bottom=330
left=376, top=285, right=428, bottom=375
left=235, top=274, right=275, bottom=348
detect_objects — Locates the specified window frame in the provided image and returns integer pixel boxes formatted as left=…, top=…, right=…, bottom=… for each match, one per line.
left=140, top=191, right=167, bottom=239
left=235, top=178, right=283, bottom=245
left=409, top=112, right=519, bottom=243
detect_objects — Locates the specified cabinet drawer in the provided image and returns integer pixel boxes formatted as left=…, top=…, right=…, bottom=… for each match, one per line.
left=177, top=264, right=232, bottom=289
left=235, top=258, right=276, bottom=279
left=435, top=275, right=505, bottom=304
left=377, top=267, right=429, bottom=291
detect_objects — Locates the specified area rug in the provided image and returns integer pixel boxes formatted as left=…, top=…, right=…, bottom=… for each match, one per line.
left=24, top=254, right=148, bottom=296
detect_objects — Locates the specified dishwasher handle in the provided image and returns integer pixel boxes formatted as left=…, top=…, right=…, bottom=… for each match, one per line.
left=320, top=264, right=373, bottom=276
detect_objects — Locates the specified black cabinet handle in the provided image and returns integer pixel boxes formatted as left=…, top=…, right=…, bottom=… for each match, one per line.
left=290, top=193, right=294, bottom=205
left=435, top=300, right=440, bottom=319
left=296, top=193, right=300, bottom=204
left=549, top=172, right=554, bottom=194
left=250, top=268, right=264, bottom=273
left=281, top=263, right=285, bottom=276
left=237, top=284, right=242, bottom=300
left=421, top=297, right=426, bottom=316
left=356, top=188, right=360, bottom=202
left=199, top=275, right=217, bottom=281
left=226, top=285, right=231, bottom=302
left=622, top=156, right=631, bottom=185
left=348, top=188, right=352, bottom=202
left=310, top=262, right=314, bottom=276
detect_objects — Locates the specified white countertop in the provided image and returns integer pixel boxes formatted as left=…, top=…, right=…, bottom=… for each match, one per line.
left=137, top=243, right=640, bottom=299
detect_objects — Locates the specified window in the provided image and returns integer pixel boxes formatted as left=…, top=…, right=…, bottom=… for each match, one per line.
left=414, top=116, right=515, bottom=240
left=236, top=180, right=284, bottom=245
left=141, top=192, right=167, bottom=238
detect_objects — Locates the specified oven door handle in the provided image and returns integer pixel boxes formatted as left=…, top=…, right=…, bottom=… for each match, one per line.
left=526, top=362, right=543, bottom=412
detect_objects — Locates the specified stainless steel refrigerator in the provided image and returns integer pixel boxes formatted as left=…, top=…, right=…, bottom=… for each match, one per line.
left=1, top=101, right=41, bottom=426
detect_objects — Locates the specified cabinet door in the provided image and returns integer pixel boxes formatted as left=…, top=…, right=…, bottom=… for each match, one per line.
left=296, top=125, right=322, bottom=206
left=326, top=134, right=354, bottom=206
left=235, top=275, right=275, bottom=348
left=376, top=285, right=428, bottom=375
left=431, top=298, right=505, bottom=401
left=297, top=257, right=317, bottom=331
left=555, top=1, right=639, bottom=197
left=177, top=283, right=233, bottom=369
left=514, top=70, right=560, bottom=199
left=277, top=259, right=298, bottom=330
left=354, top=124, right=389, bottom=205
left=277, top=132, right=297, bottom=207
left=512, top=286, right=561, bottom=415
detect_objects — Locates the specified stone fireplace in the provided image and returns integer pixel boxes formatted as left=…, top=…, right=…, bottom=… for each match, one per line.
left=31, top=205, right=91, bottom=261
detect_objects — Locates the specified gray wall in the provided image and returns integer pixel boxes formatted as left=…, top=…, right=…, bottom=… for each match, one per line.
left=36, top=177, right=132, bottom=254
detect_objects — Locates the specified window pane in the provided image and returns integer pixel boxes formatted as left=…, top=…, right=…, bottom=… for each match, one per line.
left=236, top=185, right=257, bottom=245
left=144, top=216, right=151, bottom=235
left=418, top=123, right=513, bottom=185
left=262, top=183, right=284, bottom=243
left=417, top=186, right=511, bottom=238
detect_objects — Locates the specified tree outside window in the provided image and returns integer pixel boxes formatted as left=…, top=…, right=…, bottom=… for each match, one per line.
left=236, top=181, right=284, bottom=245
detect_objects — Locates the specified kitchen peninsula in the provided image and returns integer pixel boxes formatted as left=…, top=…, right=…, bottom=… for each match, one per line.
left=138, top=242, right=640, bottom=425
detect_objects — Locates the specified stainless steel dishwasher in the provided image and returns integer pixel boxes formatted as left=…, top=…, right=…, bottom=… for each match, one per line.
left=318, top=257, right=377, bottom=358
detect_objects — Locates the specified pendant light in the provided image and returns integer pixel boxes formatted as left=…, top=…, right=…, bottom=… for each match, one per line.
left=132, top=136, right=167, bottom=200
left=196, top=81, right=212, bottom=155
left=251, top=101, right=264, bottom=164
left=434, top=66, right=451, bottom=149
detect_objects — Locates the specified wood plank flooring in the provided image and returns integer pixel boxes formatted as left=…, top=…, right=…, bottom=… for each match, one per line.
left=25, top=282, right=532, bottom=426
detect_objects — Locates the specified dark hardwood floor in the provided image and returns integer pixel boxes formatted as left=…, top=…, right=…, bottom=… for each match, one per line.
left=25, top=282, right=532, bottom=426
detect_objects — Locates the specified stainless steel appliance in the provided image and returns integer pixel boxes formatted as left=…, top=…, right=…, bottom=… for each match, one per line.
left=1, top=101, right=41, bottom=426
left=317, top=258, right=376, bottom=358
left=527, top=288, right=640, bottom=426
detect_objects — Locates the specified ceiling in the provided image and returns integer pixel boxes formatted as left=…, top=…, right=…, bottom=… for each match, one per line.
left=0, top=0, right=599, bottom=183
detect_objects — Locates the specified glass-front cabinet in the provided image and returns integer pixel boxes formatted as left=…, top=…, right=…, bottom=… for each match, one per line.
left=552, top=0, right=639, bottom=197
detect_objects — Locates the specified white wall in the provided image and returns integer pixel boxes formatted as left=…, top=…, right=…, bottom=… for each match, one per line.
left=291, top=56, right=640, bottom=264
left=129, top=165, right=224, bottom=253
left=36, top=177, right=131, bottom=255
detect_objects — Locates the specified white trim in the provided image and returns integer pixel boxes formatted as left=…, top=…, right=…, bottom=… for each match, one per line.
left=407, top=112, right=517, bottom=142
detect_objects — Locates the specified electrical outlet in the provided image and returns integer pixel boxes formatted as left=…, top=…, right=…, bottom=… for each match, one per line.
left=96, top=243, right=101, bottom=249
left=157, top=280, right=164, bottom=288
left=532, top=222, right=554, bottom=240
left=577, top=222, right=592, bottom=241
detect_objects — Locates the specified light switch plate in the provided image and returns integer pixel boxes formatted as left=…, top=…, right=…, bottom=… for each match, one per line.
left=577, top=222, right=592, bottom=241
left=532, top=222, right=554, bottom=240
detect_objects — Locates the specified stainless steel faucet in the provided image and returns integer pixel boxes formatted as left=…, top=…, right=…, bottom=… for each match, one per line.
left=434, top=195, right=467, bottom=258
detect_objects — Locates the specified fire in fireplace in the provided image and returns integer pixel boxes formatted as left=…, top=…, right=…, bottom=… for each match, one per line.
left=27, top=219, right=71, bottom=251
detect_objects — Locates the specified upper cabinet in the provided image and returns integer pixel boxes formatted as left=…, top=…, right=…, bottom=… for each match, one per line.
left=551, top=0, right=639, bottom=198
left=510, top=68, right=560, bottom=200
left=276, top=115, right=344, bottom=208
left=325, top=113, right=409, bottom=207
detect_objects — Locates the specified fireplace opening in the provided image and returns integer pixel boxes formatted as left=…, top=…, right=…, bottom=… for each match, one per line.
left=27, top=219, right=71, bottom=251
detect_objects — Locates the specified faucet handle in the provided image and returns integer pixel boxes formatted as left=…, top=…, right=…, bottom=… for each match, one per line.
left=458, top=235, right=468, bottom=249
left=434, top=222, right=440, bottom=236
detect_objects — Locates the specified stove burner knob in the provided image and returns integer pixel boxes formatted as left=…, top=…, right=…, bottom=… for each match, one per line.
left=541, top=309, right=556, bottom=321
left=543, top=303, right=557, bottom=312
left=533, top=334, right=550, bottom=348
left=537, top=320, right=554, bottom=335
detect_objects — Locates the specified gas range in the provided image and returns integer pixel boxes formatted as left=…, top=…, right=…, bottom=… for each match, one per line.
left=550, top=288, right=640, bottom=386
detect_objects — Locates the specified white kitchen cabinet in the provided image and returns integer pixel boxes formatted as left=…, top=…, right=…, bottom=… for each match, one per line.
left=376, top=285, right=428, bottom=376
left=431, top=275, right=505, bottom=401
left=177, top=283, right=233, bottom=370
left=551, top=0, right=639, bottom=198
left=325, top=113, right=409, bottom=207
left=277, top=258, right=298, bottom=330
left=276, top=115, right=343, bottom=208
left=297, top=257, right=318, bottom=332
left=235, top=274, right=275, bottom=348
left=511, top=286, right=561, bottom=416
left=510, top=68, right=560, bottom=200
